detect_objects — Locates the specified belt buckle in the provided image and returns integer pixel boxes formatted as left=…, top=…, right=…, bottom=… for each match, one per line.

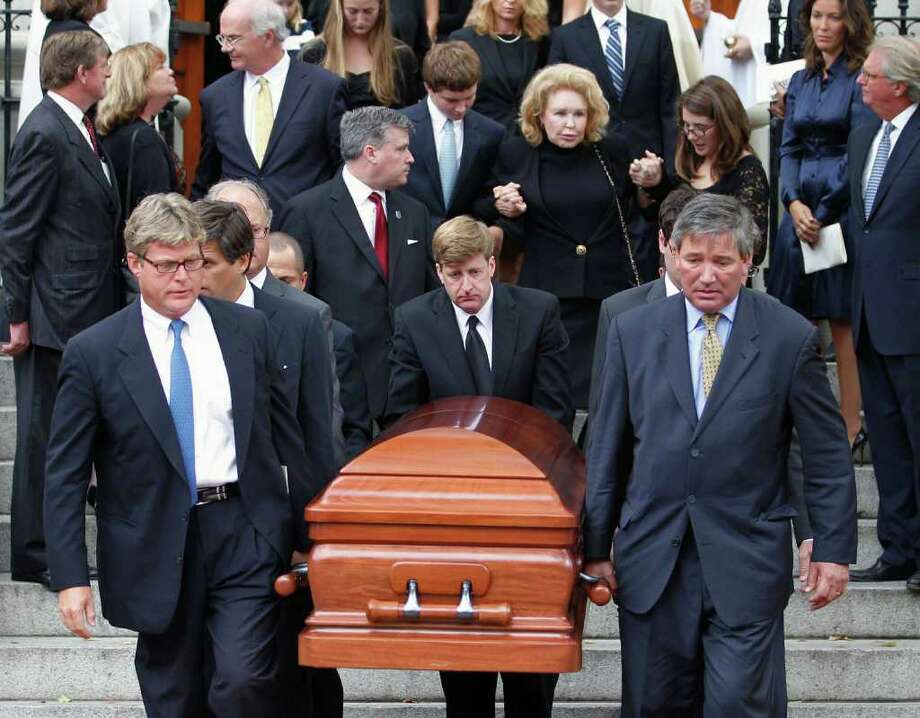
left=215, top=484, right=228, bottom=502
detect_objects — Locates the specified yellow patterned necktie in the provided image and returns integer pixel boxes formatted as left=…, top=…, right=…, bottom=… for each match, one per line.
left=253, top=77, right=274, bottom=167
left=701, top=313, right=723, bottom=397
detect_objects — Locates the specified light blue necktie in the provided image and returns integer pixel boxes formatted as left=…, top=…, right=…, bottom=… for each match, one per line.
left=439, top=119, right=458, bottom=210
left=864, top=122, right=893, bottom=220
left=604, top=18, right=625, bottom=100
left=169, top=319, right=197, bottom=506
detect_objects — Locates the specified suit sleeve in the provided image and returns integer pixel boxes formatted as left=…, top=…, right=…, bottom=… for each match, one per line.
left=382, top=307, right=430, bottom=428
left=325, top=78, right=348, bottom=167
left=0, top=128, right=59, bottom=322
left=657, top=27, right=680, bottom=178
left=298, top=309, right=339, bottom=488
left=788, top=326, right=857, bottom=564
left=586, top=299, right=613, bottom=442
left=531, top=297, right=574, bottom=432
left=584, top=316, right=634, bottom=560
left=334, top=324, right=373, bottom=462
left=421, top=206, right=439, bottom=291
left=547, top=27, right=566, bottom=65
left=190, top=93, right=220, bottom=200
left=44, top=341, right=98, bottom=590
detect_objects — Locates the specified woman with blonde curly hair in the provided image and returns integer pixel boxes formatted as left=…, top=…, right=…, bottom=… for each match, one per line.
left=449, top=0, right=550, bottom=130
left=97, top=42, right=179, bottom=227
left=474, top=63, right=641, bottom=408
left=299, top=0, right=420, bottom=108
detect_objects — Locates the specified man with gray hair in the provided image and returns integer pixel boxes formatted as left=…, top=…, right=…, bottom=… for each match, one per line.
left=585, top=194, right=856, bottom=716
left=847, top=36, right=920, bottom=589
left=191, top=0, right=347, bottom=220
left=280, top=106, right=438, bottom=422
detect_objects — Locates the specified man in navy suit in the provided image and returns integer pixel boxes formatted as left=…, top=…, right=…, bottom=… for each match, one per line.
left=44, top=194, right=319, bottom=717
left=400, top=41, right=505, bottom=236
left=191, top=0, right=347, bottom=221
left=585, top=195, right=856, bottom=716
left=847, top=37, right=920, bottom=589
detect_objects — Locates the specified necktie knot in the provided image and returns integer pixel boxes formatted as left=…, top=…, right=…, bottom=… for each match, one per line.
left=170, top=319, right=187, bottom=340
left=883, top=121, right=894, bottom=139
left=257, top=76, right=269, bottom=89
left=369, top=191, right=383, bottom=207
left=702, top=313, right=720, bottom=332
left=605, top=18, right=620, bottom=30
left=467, top=315, right=480, bottom=330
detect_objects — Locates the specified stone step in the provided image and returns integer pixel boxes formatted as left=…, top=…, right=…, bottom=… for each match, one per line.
left=3, top=575, right=915, bottom=640
left=2, top=637, right=919, bottom=703
left=0, top=406, right=14, bottom=463
left=0, top=359, right=13, bottom=408
left=0, top=515, right=97, bottom=574
left=1, top=703, right=920, bottom=718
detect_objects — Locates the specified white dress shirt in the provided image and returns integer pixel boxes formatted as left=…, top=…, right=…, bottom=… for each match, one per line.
left=47, top=91, right=110, bottom=183
left=591, top=4, right=628, bottom=61
left=250, top=266, right=268, bottom=289
left=686, top=294, right=738, bottom=418
left=141, top=297, right=238, bottom=487
left=452, top=285, right=495, bottom=368
left=427, top=95, right=464, bottom=163
left=861, top=103, right=918, bottom=195
left=235, top=279, right=255, bottom=308
left=243, top=53, right=290, bottom=160
left=342, top=164, right=386, bottom=247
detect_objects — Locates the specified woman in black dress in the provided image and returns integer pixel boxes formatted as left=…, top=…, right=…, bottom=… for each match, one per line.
left=299, top=0, right=421, bottom=108
left=449, top=0, right=550, bottom=132
left=97, top=42, right=180, bottom=226
left=475, top=63, right=643, bottom=408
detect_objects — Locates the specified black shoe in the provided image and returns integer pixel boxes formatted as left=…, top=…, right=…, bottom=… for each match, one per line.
left=907, top=571, right=920, bottom=592
left=11, top=569, right=53, bottom=591
left=850, top=558, right=915, bottom=582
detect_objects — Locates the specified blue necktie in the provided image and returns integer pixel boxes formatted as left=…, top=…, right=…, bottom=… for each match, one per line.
left=604, top=18, right=625, bottom=100
left=864, top=122, right=893, bottom=220
left=440, top=119, right=459, bottom=210
left=169, top=319, right=197, bottom=505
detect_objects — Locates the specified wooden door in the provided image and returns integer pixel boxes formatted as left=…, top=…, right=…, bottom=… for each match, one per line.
left=172, top=0, right=207, bottom=193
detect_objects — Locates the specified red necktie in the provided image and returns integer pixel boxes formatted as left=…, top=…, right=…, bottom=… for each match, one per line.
left=82, top=114, right=102, bottom=158
left=368, top=192, right=389, bottom=280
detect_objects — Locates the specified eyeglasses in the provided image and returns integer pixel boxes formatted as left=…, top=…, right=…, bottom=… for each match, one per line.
left=138, top=254, right=206, bottom=274
left=681, top=122, right=716, bottom=138
left=859, top=68, right=887, bottom=82
left=251, top=225, right=269, bottom=240
left=215, top=33, right=246, bottom=49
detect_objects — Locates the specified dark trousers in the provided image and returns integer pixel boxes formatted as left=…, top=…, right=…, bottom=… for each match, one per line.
left=559, top=297, right=602, bottom=410
left=134, top=497, right=285, bottom=718
left=439, top=670, right=558, bottom=718
left=277, top=587, right=344, bottom=717
left=618, top=534, right=787, bottom=718
left=10, top=344, right=61, bottom=577
left=856, top=323, right=920, bottom=567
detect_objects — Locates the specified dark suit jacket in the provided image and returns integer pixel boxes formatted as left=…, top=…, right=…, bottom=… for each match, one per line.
left=448, top=26, right=548, bottom=131
left=401, top=100, right=505, bottom=234
left=253, top=286, right=338, bottom=487
left=849, top=108, right=920, bottom=356
left=548, top=10, right=680, bottom=175
left=278, top=171, right=438, bottom=419
left=585, top=289, right=856, bottom=628
left=332, top=319, right=372, bottom=463
left=436, top=0, right=473, bottom=39
left=385, top=283, right=574, bottom=431
left=191, top=60, right=348, bottom=222
left=0, top=95, right=121, bottom=351
left=44, top=298, right=318, bottom=634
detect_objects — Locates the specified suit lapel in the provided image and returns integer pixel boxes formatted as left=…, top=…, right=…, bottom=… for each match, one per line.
left=475, top=34, right=514, bottom=100
left=386, top=191, right=408, bottom=283
left=263, top=63, right=311, bottom=167
left=693, top=291, right=760, bottom=440
left=576, top=15, right=618, bottom=105
left=646, top=279, right=667, bottom=303
left=490, top=283, right=517, bottom=396
left=330, top=174, right=386, bottom=282
left=622, top=10, right=644, bottom=97
left=227, top=72, right=258, bottom=170
left=454, top=115, right=482, bottom=212
left=433, top=290, right=477, bottom=393
left=867, top=111, right=920, bottom=221
left=45, top=99, right=116, bottom=207
left=663, top=297, right=698, bottom=429
left=252, top=286, right=284, bottom=344
left=414, top=104, right=445, bottom=211
left=117, top=302, right=189, bottom=486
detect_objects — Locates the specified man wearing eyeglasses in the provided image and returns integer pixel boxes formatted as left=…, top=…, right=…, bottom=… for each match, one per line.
left=191, top=0, right=347, bottom=224
left=43, top=192, right=320, bottom=717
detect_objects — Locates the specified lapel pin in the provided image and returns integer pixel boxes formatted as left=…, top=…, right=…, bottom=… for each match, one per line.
left=394, top=210, right=402, bottom=220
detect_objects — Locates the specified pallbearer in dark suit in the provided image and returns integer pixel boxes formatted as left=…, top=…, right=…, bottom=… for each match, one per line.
left=585, top=195, right=856, bottom=717
left=401, top=41, right=506, bottom=236
left=0, top=31, right=120, bottom=587
left=44, top=194, right=319, bottom=717
left=191, top=0, right=348, bottom=221
left=385, top=215, right=573, bottom=718
left=847, top=37, right=920, bottom=589
left=279, top=106, right=439, bottom=422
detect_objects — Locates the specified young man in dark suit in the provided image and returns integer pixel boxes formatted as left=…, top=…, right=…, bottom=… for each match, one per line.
left=191, top=0, right=347, bottom=221
left=279, top=106, right=439, bottom=423
left=44, top=193, right=319, bottom=717
left=384, top=215, right=572, bottom=717
left=401, top=41, right=505, bottom=236
left=0, top=31, right=121, bottom=587
left=585, top=194, right=856, bottom=717
left=847, top=37, right=920, bottom=589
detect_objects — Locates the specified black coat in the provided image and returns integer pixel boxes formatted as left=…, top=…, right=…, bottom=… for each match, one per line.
left=332, top=319, right=372, bottom=463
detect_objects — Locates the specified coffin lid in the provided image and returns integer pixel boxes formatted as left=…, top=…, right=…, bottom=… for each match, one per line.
left=306, top=397, right=585, bottom=528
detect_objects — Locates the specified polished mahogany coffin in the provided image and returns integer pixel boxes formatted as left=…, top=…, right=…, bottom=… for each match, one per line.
left=276, top=396, right=609, bottom=673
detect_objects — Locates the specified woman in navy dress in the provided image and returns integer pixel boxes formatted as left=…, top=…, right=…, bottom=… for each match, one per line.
left=766, top=0, right=874, bottom=447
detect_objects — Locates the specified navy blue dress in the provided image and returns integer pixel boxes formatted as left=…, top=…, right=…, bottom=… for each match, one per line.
left=767, top=54, right=874, bottom=320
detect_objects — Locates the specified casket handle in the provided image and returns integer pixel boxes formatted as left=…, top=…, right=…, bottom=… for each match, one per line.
left=579, top=571, right=612, bottom=606
left=367, top=578, right=512, bottom=626
left=274, top=562, right=309, bottom=597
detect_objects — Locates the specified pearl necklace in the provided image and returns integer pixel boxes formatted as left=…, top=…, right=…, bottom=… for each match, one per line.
left=495, top=32, right=522, bottom=44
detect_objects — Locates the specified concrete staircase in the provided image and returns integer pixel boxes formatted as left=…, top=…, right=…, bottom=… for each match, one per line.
left=1, top=357, right=918, bottom=716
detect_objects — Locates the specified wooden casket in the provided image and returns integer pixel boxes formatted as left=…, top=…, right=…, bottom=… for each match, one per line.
left=276, top=396, right=609, bottom=673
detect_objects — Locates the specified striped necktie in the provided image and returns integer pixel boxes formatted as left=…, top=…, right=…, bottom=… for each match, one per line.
left=604, top=18, right=625, bottom=100
left=440, top=119, right=459, bottom=210
left=864, top=122, right=893, bottom=220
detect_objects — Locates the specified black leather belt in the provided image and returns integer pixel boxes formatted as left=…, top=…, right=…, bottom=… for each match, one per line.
left=195, top=482, right=240, bottom=507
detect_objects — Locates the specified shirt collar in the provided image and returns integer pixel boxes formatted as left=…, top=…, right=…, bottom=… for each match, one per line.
left=245, top=52, right=289, bottom=89
left=451, top=281, right=495, bottom=330
left=235, top=280, right=255, bottom=308
left=250, top=266, right=268, bottom=289
left=592, top=3, right=626, bottom=31
left=342, top=164, right=382, bottom=206
left=47, top=91, right=87, bottom=129
left=889, top=102, right=918, bottom=134
left=664, top=272, right=681, bottom=297
left=427, top=95, right=455, bottom=132
left=140, top=296, right=208, bottom=337
left=685, top=292, right=739, bottom=334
